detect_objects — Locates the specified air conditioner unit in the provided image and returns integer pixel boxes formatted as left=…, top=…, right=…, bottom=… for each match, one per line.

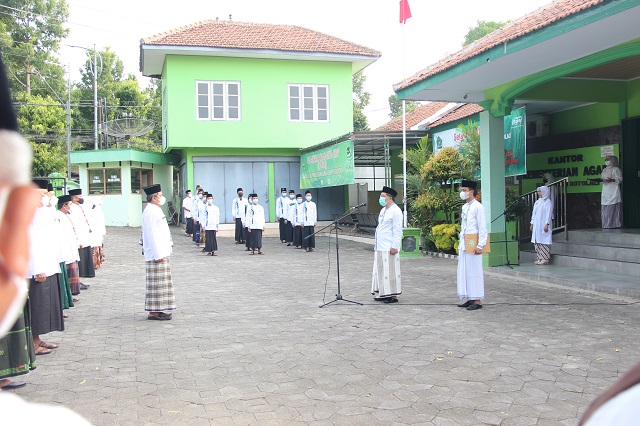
left=526, top=115, right=550, bottom=138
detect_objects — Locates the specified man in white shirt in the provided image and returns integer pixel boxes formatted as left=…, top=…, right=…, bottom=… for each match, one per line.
left=182, top=190, right=194, bottom=237
left=192, top=189, right=204, bottom=244
left=285, top=190, right=296, bottom=246
left=68, top=188, right=94, bottom=286
left=241, top=194, right=253, bottom=252
left=456, top=180, right=487, bottom=311
left=203, top=193, right=220, bottom=256
left=232, top=188, right=248, bottom=244
left=247, top=194, right=265, bottom=255
left=141, top=184, right=175, bottom=321
left=371, top=186, right=403, bottom=303
left=276, top=187, right=287, bottom=243
left=56, top=195, right=81, bottom=297
left=301, top=190, right=317, bottom=252
left=292, top=194, right=305, bottom=249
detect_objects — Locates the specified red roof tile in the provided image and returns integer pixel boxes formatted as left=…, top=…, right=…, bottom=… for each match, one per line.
left=394, top=0, right=605, bottom=91
left=376, top=102, right=450, bottom=131
left=143, top=20, right=380, bottom=57
left=430, top=104, right=484, bottom=128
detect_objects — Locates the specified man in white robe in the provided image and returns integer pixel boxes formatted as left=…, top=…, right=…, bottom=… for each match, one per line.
left=302, top=190, right=317, bottom=252
left=68, top=188, right=94, bottom=284
left=248, top=194, right=265, bottom=255
left=141, top=184, right=175, bottom=321
left=276, top=187, right=287, bottom=243
left=457, top=180, right=487, bottom=311
left=203, top=193, right=220, bottom=256
left=371, top=186, right=403, bottom=303
left=231, top=188, right=248, bottom=244
left=56, top=196, right=82, bottom=297
left=182, top=190, right=194, bottom=237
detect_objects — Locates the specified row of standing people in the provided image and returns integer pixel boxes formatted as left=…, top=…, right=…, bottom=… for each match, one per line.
left=183, top=188, right=220, bottom=256
left=275, top=188, right=317, bottom=252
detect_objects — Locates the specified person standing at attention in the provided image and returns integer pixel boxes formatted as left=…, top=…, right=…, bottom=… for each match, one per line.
left=302, top=190, right=317, bottom=252
left=248, top=194, right=265, bottom=255
left=203, top=193, right=220, bottom=256
left=182, top=190, right=194, bottom=237
left=456, top=180, right=486, bottom=311
left=371, top=186, right=403, bottom=303
left=276, top=187, right=287, bottom=243
left=232, top=188, right=248, bottom=244
left=141, top=184, right=176, bottom=321
left=601, top=155, right=623, bottom=228
left=530, top=186, right=553, bottom=265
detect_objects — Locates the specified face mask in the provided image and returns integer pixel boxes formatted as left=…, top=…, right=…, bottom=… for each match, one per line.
left=78, top=198, right=85, bottom=204
left=238, top=192, right=244, bottom=197
left=187, top=194, right=192, bottom=198
left=297, top=199, right=303, bottom=204
left=252, top=199, right=259, bottom=205
left=50, top=196, right=58, bottom=206
left=379, top=197, right=387, bottom=207
left=460, top=191, right=468, bottom=201
left=289, top=194, right=295, bottom=199
left=305, top=196, right=312, bottom=201
left=158, top=196, right=166, bottom=206
left=282, top=193, right=287, bottom=197
left=198, top=194, right=202, bottom=199
left=207, top=200, right=213, bottom=205
left=41, top=195, right=50, bottom=206
left=605, top=160, right=611, bottom=166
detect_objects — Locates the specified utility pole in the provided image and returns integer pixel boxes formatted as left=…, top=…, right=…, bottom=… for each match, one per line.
left=67, top=64, right=72, bottom=180
left=93, top=44, right=98, bottom=150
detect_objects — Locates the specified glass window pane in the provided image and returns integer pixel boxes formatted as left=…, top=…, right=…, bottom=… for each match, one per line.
left=317, top=87, right=327, bottom=97
left=198, top=94, right=209, bottom=106
left=228, top=83, right=239, bottom=95
left=89, top=170, right=104, bottom=194
left=197, top=82, right=209, bottom=95
left=213, top=83, right=223, bottom=95
left=228, top=108, right=239, bottom=119
left=317, top=99, right=327, bottom=109
left=105, top=169, right=121, bottom=194
left=213, top=95, right=224, bottom=107
left=213, top=107, right=224, bottom=119
left=131, top=169, right=141, bottom=193
left=290, top=109, right=300, bottom=120
left=303, top=86, right=313, bottom=97
left=290, top=98, right=299, bottom=108
left=304, top=98, right=313, bottom=109
left=289, top=86, right=299, bottom=97
left=141, top=170, right=153, bottom=188
left=198, top=107, right=209, bottom=119
left=228, top=96, right=238, bottom=107
left=304, top=109, right=314, bottom=120
left=318, top=110, right=327, bottom=121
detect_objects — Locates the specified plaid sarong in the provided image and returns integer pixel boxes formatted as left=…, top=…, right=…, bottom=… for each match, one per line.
left=145, top=258, right=176, bottom=312
left=66, top=261, right=80, bottom=295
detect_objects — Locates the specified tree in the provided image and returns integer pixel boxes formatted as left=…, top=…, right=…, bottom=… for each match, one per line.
left=462, top=20, right=509, bottom=46
left=456, top=119, right=481, bottom=179
left=0, top=0, right=69, bottom=97
left=388, top=94, right=420, bottom=118
left=352, top=71, right=370, bottom=132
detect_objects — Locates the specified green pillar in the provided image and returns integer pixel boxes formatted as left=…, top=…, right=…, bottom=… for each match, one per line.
left=479, top=110, right=507, bottom=267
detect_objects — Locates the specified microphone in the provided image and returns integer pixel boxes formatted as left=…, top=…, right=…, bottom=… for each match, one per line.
left=350, top=202, right=367, bottom=210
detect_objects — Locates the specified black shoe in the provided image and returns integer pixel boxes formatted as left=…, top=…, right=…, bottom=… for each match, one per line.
left=467, top=303, right=483, bottom=311
left=457, top=300, right=473, bottom=308
left=80, top=283, right=90, bottom=290
left=374, top=297, right=389, bottom=302
left=0, top=380, right=26, bottom=390
left=384, top=297, right=399, bottom=304
left=287, top=243, right=292, bottom=246
left=148, top=312, right=172, bottom=321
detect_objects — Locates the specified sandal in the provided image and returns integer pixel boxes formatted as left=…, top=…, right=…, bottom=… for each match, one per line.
left=35, top=346, right=52, bottom=355
left=39, top=341, right=58, bottom=349
left=258, top=251, right=264, bottom=255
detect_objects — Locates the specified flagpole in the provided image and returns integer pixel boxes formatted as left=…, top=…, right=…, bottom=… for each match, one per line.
left=401, top=6, right=408, bottom=228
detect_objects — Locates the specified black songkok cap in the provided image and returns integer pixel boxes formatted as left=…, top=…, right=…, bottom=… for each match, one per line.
left=58, top=195, right=72, bottom=205
left=296, top=193, right=303, bottom=198
left=289, top=189, right=295, bottom=194
left=382, top=186, right=397, bottom=198
left=280, top=187, right=287, bottom=192
left=47, top=183, right=53, bottom=192
left=250, top=193, right=257, bottom=198
left=305, top=190, right=311, bottom=195
left=461, top=180, right=477, bottom=190
left=206, top=193, right=213, bottom=197
left=143, top=184, right=161, bottom=195
left=69, top=188, right=82, bottom=196
left=33, top=179, right=48, bottom=190
left=237, top=187, right=243, bottom=193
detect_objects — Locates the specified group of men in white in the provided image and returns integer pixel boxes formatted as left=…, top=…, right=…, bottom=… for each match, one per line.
left=275, top=188, right=318, bottom=252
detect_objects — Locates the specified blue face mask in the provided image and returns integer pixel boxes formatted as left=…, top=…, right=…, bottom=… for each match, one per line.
left=289, top=194, right=295, bottom=199
left=198, top=194, right=202, bottom=199
left=207, top=200, right=213, bottom=205
left=252, top=199, right=259, bottom=205
left=305, top=196, right=311, bottom=201
left=297, top=199, right=303, bottom=204
left=379, top=197, right=387, bottom=207
left=282, top=193, right=287, bottom=197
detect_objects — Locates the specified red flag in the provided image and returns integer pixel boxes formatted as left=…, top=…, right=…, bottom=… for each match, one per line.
left=399, top=0, right=412, bottom=24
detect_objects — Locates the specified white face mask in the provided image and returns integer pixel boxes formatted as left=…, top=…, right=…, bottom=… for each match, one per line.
left=41, top=195, right=50, bottom=206
left=605, top=160, right=611, bottom=166
left=158, top=196, right=166, bottom=206
left=460, top=191, right=469, bottom=201
left=50, top=196, right=58, bottom=206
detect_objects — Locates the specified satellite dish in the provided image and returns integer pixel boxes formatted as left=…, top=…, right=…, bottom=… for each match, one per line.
left=102, top=118, right=155, bottom=142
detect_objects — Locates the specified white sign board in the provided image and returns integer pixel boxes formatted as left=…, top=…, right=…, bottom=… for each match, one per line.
left=600, top=145, right=614, bottom=157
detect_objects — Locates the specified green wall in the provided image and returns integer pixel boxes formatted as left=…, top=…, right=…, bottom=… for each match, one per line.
left=165, top=55, right=353, bottom=151
left=628, top=79, right=640, bottom=118
left=550, top=103, right=620, bottom=135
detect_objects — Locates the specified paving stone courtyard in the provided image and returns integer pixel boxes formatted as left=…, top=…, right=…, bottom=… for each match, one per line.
left=12, top=225, right=640, bottom=425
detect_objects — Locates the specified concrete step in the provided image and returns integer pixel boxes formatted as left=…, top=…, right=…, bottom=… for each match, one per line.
left=550, top=252, right=640, bottom=276
left=551, top=241, right=640, bottom=264
left=568, top=229, right=640, bottom=248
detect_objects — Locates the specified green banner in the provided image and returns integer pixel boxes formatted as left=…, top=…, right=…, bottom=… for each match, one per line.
left=300, top=140, right=355, bottom=189
left=504, top=107, right=526, bottom=177
left=522, top=144, right=619, bottom=194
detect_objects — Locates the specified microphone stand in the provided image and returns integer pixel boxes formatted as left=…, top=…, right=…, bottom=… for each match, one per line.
left=491, top=197, right=522, bottom=269
left=307, top=206, right=363, bottom=308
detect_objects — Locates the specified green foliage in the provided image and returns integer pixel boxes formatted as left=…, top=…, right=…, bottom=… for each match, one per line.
left=505, top=186, right=528, bottom=222
left=462, top=20, right=509, bottom=46
left=16, top=93, right=66, bottom=135
left=352, top=71, right=370, bottom=131
left=431, top=223, right=461, bottom=254
left=421, top=147, right=463, bottom=184
left=388, top=94, right=420, bottom=118
left=30, top=140, right=66, bottom=177
left=456, top=119, right=481, bottom=179
left=414, top=188, right=460, bottom=224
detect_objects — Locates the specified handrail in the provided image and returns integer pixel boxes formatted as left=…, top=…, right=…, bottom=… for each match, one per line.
left=517, top=177, right=568, bottom=242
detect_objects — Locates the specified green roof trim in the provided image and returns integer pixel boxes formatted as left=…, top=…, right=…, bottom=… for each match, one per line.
left=396, top=0, right=640, bottom=99
left=70, top=149, right=179, bottom=165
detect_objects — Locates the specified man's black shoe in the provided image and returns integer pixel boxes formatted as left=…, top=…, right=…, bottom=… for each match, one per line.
left=457, top=300, right=473, bottom=308
left=467, top=303, right=483, bottom=311
left=80, top=283, right=90, bottom=290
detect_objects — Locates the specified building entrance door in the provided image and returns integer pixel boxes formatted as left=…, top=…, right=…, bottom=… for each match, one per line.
left=622, top=117, right=640, bottom=227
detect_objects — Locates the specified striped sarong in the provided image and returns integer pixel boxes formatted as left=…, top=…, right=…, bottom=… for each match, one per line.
left=66, top=261, right=80, bottom=295
left=535, top=243, right=551, bottom=261
left=59, top=262, right=74, bottom=309
left=371, top=251, right=402, bottom=298
left=93, top=247, right=102, bottom=269
left=145, top=258, right=176, bottom=312
left=0, top=299, right=36, bottom=379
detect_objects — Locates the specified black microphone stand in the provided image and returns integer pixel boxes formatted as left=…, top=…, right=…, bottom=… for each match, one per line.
left=307, top=206, right=363, bottom=308
left=491, top=197, right=521, bottom=269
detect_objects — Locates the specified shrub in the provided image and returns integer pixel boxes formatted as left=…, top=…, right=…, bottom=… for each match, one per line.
left=431, top=223, right=461, bottom=254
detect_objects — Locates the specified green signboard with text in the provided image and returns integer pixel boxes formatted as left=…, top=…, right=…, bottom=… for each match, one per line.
left=522, top=144, right=619, bottom=194
left=300, top=140, right=355, bottom=189
left=504, top=107, right=526, bottom=177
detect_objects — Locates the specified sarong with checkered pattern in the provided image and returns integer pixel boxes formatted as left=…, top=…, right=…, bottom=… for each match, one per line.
left=145, top=258, right=176, bottom=312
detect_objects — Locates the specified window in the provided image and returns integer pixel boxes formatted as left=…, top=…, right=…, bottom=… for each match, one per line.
left=196, top=81, right=241, bottom=121
left=88, top=169, right=122, bottom=195
left=354, top=166, right=386, bottom=191
left=131, top=169, right=153, bottom=194
left=289, top=84, right=329, bottom=122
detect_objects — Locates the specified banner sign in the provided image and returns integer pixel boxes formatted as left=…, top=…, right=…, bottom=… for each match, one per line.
left=432, top=106, right=526, bottom=177
left=504, top=107, right=526, bottom=177
left=300, top=140, right=355, bottom=189
left=522, top=144, right=619, bottom=194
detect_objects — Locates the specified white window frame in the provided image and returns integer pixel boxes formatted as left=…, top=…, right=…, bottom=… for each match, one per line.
left=288, top=83, right=329, bottom=123
left=195, top=80, right=241, bottom=121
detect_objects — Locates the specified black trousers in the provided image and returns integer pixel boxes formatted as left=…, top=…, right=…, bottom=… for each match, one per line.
left=279, top=218, right=286, bottom=241
left=293, top=226, right=303, bottom=247
left=285, top=221, right=294, bottom=243
left=186, top=217, right=194, bottom=235
left=244, top=227, right=251, bottom=248
left=302, top=226, right=315, bottom=249
left=204, top=230, right=218, bottom=252
left=235, top=218, right=244, bottom=242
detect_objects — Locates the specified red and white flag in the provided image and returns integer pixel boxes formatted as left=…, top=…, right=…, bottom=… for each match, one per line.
left=399, top=0, right=412, bottom=24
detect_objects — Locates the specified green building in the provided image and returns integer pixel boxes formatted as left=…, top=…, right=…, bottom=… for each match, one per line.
left=140, top=20, right=380, bottom=223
